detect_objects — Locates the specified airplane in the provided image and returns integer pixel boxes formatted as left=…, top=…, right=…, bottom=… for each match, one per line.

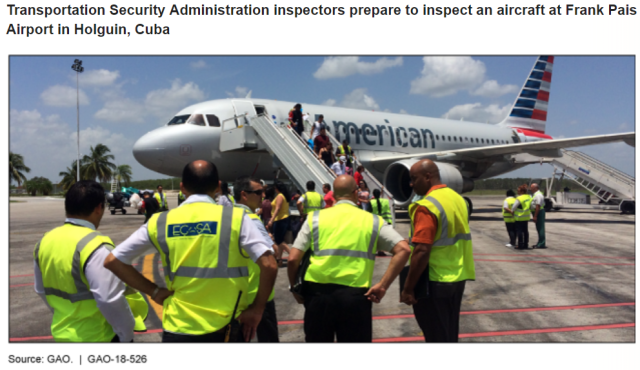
left=132, top=56, right=635, bottom=207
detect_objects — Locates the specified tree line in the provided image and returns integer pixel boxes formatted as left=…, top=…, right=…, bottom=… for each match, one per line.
left=10, top=144, right=133, bottom=196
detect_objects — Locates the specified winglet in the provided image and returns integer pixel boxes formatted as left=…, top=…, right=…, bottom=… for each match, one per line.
left=498, top=56, right=554, bottom=133
left=245, top=90, right=252, bottom=99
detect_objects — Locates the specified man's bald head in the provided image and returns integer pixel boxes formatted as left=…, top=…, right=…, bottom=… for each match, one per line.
left=182, top=160, right=219, bottom=195
left=409, top=159, right=442, bottom=196
left=530, top=183, right=539, bottom=192
left=333, top=175, right=358, bottom=201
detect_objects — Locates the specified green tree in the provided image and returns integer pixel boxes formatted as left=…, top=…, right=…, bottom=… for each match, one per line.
left=59, top=160, right=81, bottom=191
left=9, top=152, right=31, bottom=186
left=25, top=177, right=53, bottom=196
left=114, top=164, right=133, bottom=186
left=81, top=144, right=116, bottom=182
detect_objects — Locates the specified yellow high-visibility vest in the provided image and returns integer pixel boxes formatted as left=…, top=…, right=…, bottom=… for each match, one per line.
left=154, top=192, right=168, bottom=209
left=302, top=192, right=323, bottom=215
left=304, top=202, right=383, bottom=288
left=147, top=203, right=249, bottom=335
left=503, top=197, right=516, bottom=223
left=35, top=224, right=119, bottom=342
left=408, top=187, right=475, bottom=283
left=515, top=194, right=532, bottom=221
left=234, top=205, right=275, bottom=303
left=370, top=198, right=393, bottom=225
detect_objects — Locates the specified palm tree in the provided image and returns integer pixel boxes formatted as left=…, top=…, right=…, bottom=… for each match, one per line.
left=25, top=177, right=53, bottom=196
left=114, top=164, right=133, bottom=187
left=59, top=160, right=80, bottom=192
left=9, top=152, right=31, bottom=186
left=81, top=144, right=116, bottom=182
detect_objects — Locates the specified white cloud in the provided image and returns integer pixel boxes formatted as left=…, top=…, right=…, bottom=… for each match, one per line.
left=226, top=86, right=250, bottom=98
left=190, top=60, right=207, bottom=69
left=339, top=88, right=380, bottom=110
left=10, top=109, right=134, bottom=182
left=399, top=109, right=409, bottom=115
left=618, top=122, right=630, bottom=130
left=314, top=57, right=403, bottom=79
left=41, top=85, right=89, bottom=107
left=471, top=80, right=518, bottom=97
left=322, top=99, right=337, bottom=106
left=145, top=79, right=205, bottom=122
left=442, top=103, right=511, bottom=123
left=410, top=57, right=485, bottom=97
left=78, top=69, right=120, bottom=86
left=94, top=97, right=146, bottom=123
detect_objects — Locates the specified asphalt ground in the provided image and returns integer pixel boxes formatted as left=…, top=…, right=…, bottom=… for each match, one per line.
left=8, top=195, right=636, bottom=343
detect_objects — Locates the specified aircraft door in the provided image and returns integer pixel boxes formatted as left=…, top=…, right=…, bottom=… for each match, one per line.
left=220, top=101, right=258, bottom=152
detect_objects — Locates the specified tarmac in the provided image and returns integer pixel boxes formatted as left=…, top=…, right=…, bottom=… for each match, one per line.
left=8, top=195, right=636, bottom=342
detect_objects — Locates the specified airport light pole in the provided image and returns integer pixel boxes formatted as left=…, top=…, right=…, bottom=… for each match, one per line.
left=71, top=59, right=84, bottom=182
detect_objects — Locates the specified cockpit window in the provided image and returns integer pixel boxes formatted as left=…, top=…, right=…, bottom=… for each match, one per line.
left=167, top=115, right=190, bottom=126
left=187, top=114, right=206, bottom=126
left=206, top=115, right=221, bottom=127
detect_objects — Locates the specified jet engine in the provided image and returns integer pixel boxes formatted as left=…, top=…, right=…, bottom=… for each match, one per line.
left=383, top=159, right=474, bottom=207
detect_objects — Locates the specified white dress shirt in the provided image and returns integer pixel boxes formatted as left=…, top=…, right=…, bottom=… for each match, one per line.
left=331, top=162, right=346, bottom=175
left=112, top=194, right=273, bottom=265
left=217, top=194, right=235, bottom=207
left=531, top=191, right=545, bottom=210
left=34, top=218, right=135, bottom=342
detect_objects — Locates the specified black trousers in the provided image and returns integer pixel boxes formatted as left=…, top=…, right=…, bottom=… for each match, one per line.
left=162, top=327, right=245, bottom=343
left=412, top=281, right=466, bottom=342
left=505, top=222, right=517, bottom=245
left=515, top=220, right=529, bottom=249
left=257, top=300, right=280, bottom=342
left=303, top=283, right=372, bottom=342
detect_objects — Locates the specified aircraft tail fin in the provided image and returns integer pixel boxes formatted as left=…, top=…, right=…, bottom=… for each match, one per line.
left=498, top=56, right=554, bottom=133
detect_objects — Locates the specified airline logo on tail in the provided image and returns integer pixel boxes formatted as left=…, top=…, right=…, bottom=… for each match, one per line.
left=501, top=56, right=554, bottom=133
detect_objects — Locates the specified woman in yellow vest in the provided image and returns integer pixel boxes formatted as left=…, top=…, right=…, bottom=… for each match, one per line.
left=370, top=189, right=393, bottom=225
left=511, top=184, right=532, bottom=250
left=267, top=182, right=291, bottom=267
left=502, top=189, right=517, bottom=248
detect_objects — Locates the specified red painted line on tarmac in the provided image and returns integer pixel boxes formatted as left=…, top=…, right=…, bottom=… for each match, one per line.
left=10, top=283, right=33, bottom=288
left=373, top=322, right=636, bottom=342
left=475, top=258, right=634, bottom=266
left=474, top=253, right=635, bottom=260
left=277, top=302, right=635, bottom=325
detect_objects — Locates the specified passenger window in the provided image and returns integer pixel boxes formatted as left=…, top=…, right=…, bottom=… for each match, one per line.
left=206, top=115, right=221, bottom=127
left=481, top=139, right=485, bottom=143
left=453, top=136, right=457, bottom=142
left=436, top=135, right=439, bottom=140
left=167, top=115, right=190, bottom=126
left=491, top=139, right=495, bottom=144
left=187, top=114, right=206, bottom=126
left=459, top=137, right=463, bottom=142
left=448, top=136, right=451, bottom=141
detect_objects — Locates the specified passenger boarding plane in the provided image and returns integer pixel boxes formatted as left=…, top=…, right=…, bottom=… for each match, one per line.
left=133, top=56, right=634, bottom=207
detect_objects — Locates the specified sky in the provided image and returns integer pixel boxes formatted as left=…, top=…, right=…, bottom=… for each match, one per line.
left=9, top=56, right=635, bottom=186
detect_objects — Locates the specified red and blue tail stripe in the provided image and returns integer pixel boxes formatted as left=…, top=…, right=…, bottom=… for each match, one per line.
left=500, top=56, right=554, bottom=133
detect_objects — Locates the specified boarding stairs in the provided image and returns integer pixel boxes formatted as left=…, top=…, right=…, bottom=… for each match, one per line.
left=302, top=120, right=397, bottom=224
left=219, top=100, right=336, bottom=194
left=110, top=178, right=118, bottom=193
left=548, top=149, right=634, bottom=203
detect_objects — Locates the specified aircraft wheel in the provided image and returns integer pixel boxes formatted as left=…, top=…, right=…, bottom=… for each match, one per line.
left=122, top=209, right=127, bottom=215
left=620, top=201, right=635, bottom=215
left=464, top=197, right=473, bottom=217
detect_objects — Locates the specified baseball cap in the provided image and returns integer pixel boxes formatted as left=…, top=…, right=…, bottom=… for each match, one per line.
left=340, top=156, right=347, bottom=162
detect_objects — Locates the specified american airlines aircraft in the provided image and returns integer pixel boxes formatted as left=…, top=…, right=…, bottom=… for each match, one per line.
left=132, top=56, right=634, bottom=207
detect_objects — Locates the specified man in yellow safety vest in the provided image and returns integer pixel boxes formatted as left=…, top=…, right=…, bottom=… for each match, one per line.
left=503, top=189, right=517, bottom=248
left=34, top=180, right=138, bottom=342
left=401, top=159, right=475, bottom=342
left=233, top=176, right=280, bottom=342
left=296, top=180, right=325, bottom=219
left=287, top=175, right=410, bottom=342
left=105, top=160, right=277, bottom=342
left=154, top=185, right=169, bottom=211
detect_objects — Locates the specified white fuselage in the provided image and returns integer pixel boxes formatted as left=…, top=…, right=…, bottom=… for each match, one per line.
left=132, top=98, right=542, bottom=182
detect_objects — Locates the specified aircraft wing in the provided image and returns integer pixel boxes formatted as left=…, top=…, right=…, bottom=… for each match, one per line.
left=369, top=132, right=635, bottom=165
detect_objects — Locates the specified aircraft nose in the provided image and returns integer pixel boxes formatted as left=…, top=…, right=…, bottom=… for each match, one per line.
left=133, top=130, right=167, bottom=171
